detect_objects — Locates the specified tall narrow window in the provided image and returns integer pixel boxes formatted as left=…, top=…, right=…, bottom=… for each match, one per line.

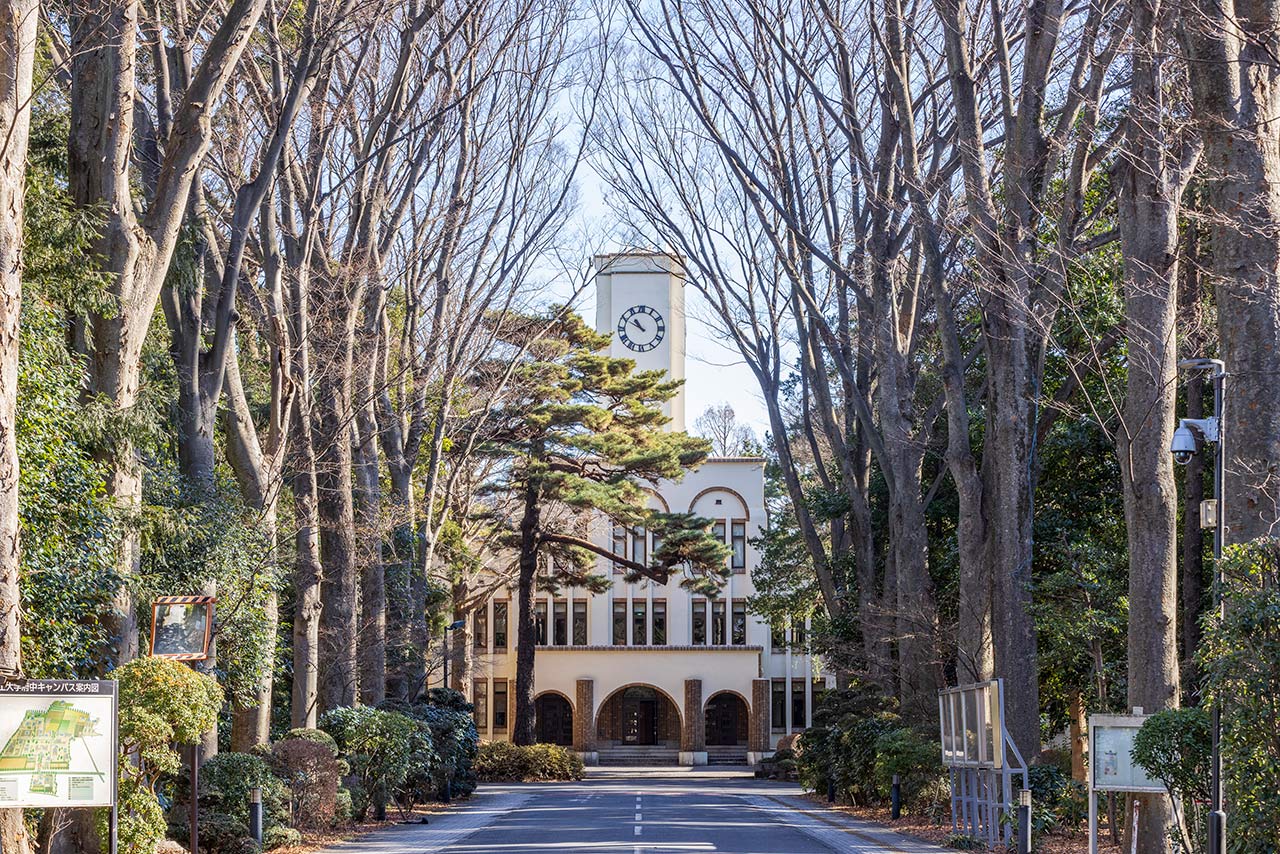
left=792, top=619, right=807, bottom=650
left=771, top=623, right=787, bottom=651
left=632, top=600, right=648, bottom=645
left=812, top=679, right=828, bottom=716
left=712, top=600, right=727, bottom=645
left=712, top=520, right=726, bottom=543
left=771, top=680, right=787, bottom=731
left=493, top=680, right=508, bottom=731
left=553, top=600, right=568, bottom=646
left=631, top=526, right=648, bottom=567
left=535, top=601, right=548, bottom=646
left=493, top=601, right=508, bottom=652
left=473, top=680, right=488, bottom=729
left=650, top=530, right=663, bottom=569
left=473, top=607, right=488, bottom=650
left=731, top=600, right=747, bottom=645
left=692, top=599, right=707, bottom=645
left=792, top=679, right=807, bottom=729
left=731, top=521, right=747, bottom=572
left=573, top=601, right=588, bottom=645
left=612, top=522, right=627, bottom=573
left=652, top=600, right=667, bottom=645
left=612, top=601, right=627, bottom=645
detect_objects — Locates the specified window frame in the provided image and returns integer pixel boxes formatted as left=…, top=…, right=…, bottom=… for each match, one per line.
left=730, top=519, right=747, bottom=572
left=493, top=680, right=509, bottom=732
left=652, top=599, right=667, bottom=645
left=493, top=601, right=508, bottom=652
left=692, top=599, right=708, bottom=645
left=612, top=600, right=627, bottom=645
left=572, top=600, right=588, bottom=645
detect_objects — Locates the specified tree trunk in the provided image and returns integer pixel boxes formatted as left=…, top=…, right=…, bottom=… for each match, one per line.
left=1183, top=0, right=1280, bottom=544
left=1180, top=372, right=1204, bottom=676
left=982, top=338, right=1042, bottom=760
left=512, top=473, right=541, bottom=746
left=0, top=2, right=37, bottom=851
left=1068, top=690, right=1087, bottom=783
left=290, top=402, right=323, bottom=727
left=1116, top=1, right=1193, bottom=845
left=354, top=321, right=386, bottom=706
left=315, top=368, right=358, bottom=711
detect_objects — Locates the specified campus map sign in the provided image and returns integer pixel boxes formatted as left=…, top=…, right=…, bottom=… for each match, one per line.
left=0, top=680, right=117, bottom=808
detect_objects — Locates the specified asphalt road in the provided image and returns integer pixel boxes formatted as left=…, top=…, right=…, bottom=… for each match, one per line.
left=446, top=777, right=841, bottom=853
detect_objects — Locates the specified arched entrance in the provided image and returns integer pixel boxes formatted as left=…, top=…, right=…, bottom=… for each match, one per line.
left=535, top=693, right=574, bottom=746
left=596, top=685, right=681, bottom=747
left=704, top=692, right=749, bottom=746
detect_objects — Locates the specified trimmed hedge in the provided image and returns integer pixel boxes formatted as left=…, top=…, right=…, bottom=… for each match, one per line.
left=475, top=742, right=584, bottom=781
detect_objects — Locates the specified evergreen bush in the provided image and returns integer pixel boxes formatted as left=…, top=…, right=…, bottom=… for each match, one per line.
left=474, top=741, right=584, bottom=781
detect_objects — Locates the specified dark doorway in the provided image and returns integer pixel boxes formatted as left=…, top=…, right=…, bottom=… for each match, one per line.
left=621, top=687, right=659, bottom=745
left=535, top=693, right=573, bottom=746
left=705, top=693, right=749, bottom=745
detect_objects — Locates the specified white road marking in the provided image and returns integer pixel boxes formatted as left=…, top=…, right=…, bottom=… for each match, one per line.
left=634, top=826, right=642, bottom=836
left=635, top=813, right=642, bottom=820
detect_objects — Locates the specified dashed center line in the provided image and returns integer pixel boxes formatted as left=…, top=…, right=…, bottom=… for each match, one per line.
left=634, top=826, right=642, bottom=836
left=635, top=812, right=642, bottom=820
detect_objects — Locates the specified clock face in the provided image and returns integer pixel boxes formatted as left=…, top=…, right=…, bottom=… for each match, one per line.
left=617, top=305, right=666, bottom=352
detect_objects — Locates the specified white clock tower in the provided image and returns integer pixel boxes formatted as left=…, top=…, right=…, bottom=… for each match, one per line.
left=593, top=252, right=687, bottom=431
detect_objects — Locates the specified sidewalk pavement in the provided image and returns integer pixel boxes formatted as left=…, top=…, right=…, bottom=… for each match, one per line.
left=309, top=788, right=529, bottom=854
left=742, top=791, right=952, bottom=853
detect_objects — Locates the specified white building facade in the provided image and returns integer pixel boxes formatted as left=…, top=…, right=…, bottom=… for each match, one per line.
left=461, top=253, right=832, bottom=765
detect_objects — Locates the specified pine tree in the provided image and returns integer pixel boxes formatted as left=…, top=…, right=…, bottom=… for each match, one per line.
left=478, top=309, right=730, bottom=745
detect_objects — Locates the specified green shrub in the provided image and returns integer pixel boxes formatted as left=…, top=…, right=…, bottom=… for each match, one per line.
left=873, top=727, right=944, bottom=813
left=474, top=741, right=583, bottom=781
left=381, top=690, right=480, bottom=808
left=198, top=752, right=289, bottom=832
left=1132, top=707, right=1211, bottom=852
left=320, top=706, right=437, bottom=819
left=263, top=826, right=302, bottom=850
left=944, top=832, right=985, bottom=850
left=1199, top=539, right=1280, bottom=854
left=109, top=657, right=224, bottom=854
left=1025, top=763, right=1087, bottom=830
left=278, top=727, right=339, bottom=756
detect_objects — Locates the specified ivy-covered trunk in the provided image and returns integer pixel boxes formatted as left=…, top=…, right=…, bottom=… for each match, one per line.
left=0, top=0, right=37, bottom=850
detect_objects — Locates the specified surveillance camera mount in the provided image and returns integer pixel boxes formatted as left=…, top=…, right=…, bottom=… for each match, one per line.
left=1179, top=416, right=1219, bottom=444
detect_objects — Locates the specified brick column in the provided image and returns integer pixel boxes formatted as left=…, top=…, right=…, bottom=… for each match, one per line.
left=749, top=678, right=771, bottom=754
left=574, top=679, right=595, bottom=752
left=682, top=679, right=704, bottom=752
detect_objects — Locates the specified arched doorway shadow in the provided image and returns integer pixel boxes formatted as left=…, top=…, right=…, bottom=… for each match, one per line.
left=535, top=692, right=574, bottom=746
left=596, top=685, right=681, bottom=747
left=704, top=691, right=749, bottom=746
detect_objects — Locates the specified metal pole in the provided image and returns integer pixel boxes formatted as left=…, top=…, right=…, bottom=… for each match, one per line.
left=891, top=774, right=902, bottom=820
left=190, top=742, right=200, bottom=854
left=1209, top=367, right=1227, bottom=854
left=109, top=803, right=118, bottom=854
left=249, top=786, right=263, bottom=844
left=1017, top=789, right=1032, bottom=854
left=442, top=631, right=448, bottom=692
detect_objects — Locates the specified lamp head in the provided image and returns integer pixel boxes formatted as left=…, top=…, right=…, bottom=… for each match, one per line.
left=1171, top=423, right=1198, bottom=465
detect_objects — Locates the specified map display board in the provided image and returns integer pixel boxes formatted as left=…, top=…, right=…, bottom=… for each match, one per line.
left=1089, top=714, right=1163, bottom=793
left=0, top=680, right=116, bottom=808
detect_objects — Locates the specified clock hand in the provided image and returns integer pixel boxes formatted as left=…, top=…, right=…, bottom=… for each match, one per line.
left=632, top=318, right=646, bottom=333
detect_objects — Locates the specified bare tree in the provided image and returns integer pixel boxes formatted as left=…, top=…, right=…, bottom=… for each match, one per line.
left=694, top=404, right=757, bottom=457
left=62, top=0, right=269, bottom=665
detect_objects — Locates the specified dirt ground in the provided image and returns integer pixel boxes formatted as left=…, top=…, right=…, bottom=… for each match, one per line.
left=806, top=795, right=1123, bottom=853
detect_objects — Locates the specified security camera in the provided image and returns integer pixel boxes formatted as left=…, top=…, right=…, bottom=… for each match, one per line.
left=1171, top=423, right=1198, bottom=465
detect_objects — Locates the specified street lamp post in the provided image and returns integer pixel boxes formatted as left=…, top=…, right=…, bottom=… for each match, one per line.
left=1171, top=357, right=1226, bottom=854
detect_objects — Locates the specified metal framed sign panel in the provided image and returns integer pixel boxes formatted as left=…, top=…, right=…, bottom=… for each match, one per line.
left=938, top=680, right=1003, bottom=769
left=1088, top=714, right=1163, bottom=794
left=0, top=680, right=117, bottom=808
left=150, top=596, right=216, bottom=660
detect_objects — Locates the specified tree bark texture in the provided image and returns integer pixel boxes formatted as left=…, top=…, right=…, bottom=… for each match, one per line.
left=512, top=471, right=541, bottom=746
left=0, top=0, right=38, bottom=849
left=1183, top=0, right=1280, bottom=543
left=315, top=367, right=358, bottom=711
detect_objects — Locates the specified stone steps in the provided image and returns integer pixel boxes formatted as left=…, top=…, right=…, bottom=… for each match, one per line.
left=706, top=747, right=749, bottom=765
left=597, top=747, right=681, bottom=766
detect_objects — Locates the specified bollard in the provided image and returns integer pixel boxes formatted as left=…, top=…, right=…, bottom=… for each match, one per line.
left=1017, top=788, right=1032, bottom=854
left=827, top=778, right=836, bottom=803
left=249, top=787, right=263, bottom=844
left=890, top=774, right=901, bottom=820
